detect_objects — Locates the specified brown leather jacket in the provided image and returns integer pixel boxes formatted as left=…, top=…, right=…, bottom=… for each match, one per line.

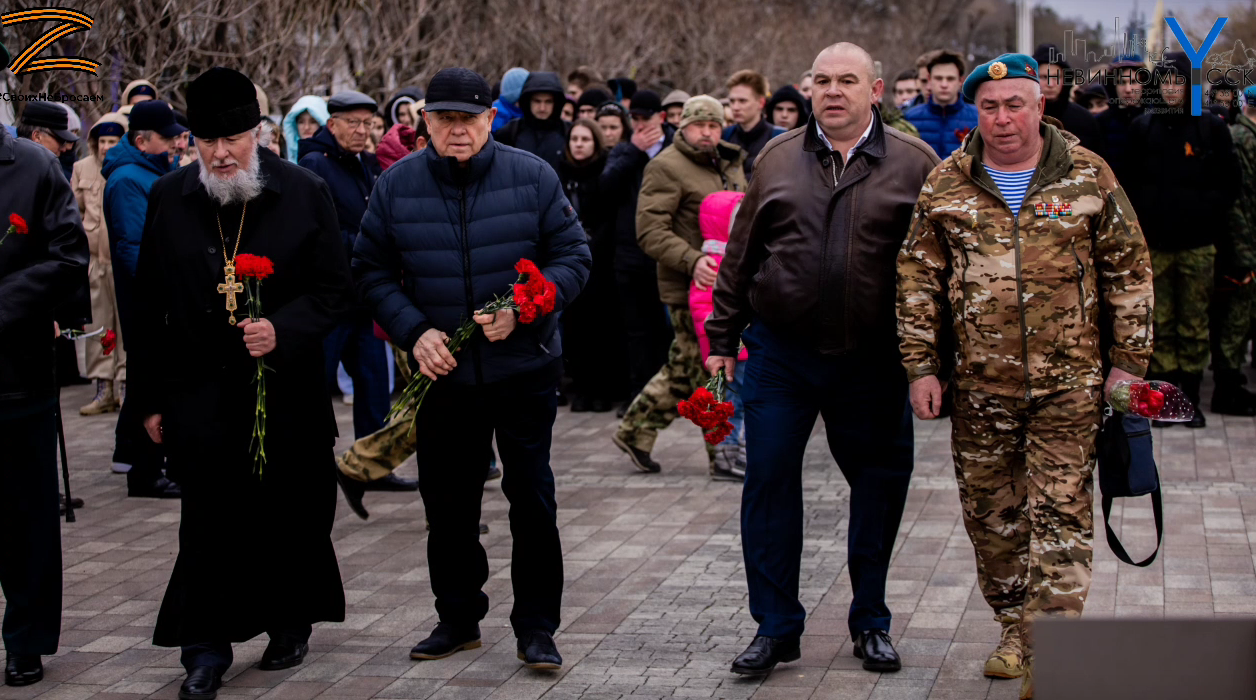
left=707, top=112, right=939, bottom=357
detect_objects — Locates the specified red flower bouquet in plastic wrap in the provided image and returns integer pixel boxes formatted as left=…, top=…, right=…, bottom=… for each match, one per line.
left=1108, top=380, right=1194, bottom=422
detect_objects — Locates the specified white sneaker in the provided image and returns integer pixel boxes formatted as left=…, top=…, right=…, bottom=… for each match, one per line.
left=111, top=462, right=132, bottom=474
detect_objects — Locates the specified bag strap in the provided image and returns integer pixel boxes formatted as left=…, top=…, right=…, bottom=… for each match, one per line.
left=1102, top=488, right=1163, bottom=567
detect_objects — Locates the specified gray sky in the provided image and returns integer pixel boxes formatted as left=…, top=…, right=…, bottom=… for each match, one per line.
left=1043, top=0, right=1229, bottom=43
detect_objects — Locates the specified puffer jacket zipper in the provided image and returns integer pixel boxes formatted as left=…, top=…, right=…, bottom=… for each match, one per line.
left=457, top=186, right=482, bottom=385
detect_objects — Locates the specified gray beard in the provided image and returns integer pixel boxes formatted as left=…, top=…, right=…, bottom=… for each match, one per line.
left=198, top=151, right=264, bottom=206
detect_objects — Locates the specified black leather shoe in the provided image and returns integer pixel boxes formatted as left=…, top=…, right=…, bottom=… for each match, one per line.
left=362, top=473, right=419, bottom=492
left=335, top=469, right=369, bottom=520
left=516, top=630, right=562, bottom=670
left=853, top=629, right=902, bottom=672
left=612, top=435, right=661, bottom=473
left=178, top=666, right=222, bottom=700
left=1186, top=411, right=1207, bottom=429
left=731, top=636, right=800, bottom=676
left=4, top=655, right=43, bottom=687
left=258, top=639, right=308, bottom=670
left=128, top=476, right=182, bottom=499
left=409, top=623, right=481, bottom=660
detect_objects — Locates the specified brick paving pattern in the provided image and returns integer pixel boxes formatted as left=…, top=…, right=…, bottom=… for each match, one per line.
left=3, top=379, right=1254, bottom=700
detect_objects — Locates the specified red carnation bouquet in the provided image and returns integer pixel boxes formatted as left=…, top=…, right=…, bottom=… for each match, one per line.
left=678, top=372, right=737, bottom=445
left=60, top=326, right=117, bottom=356
left=1108, top=380, right=1194, bottom=422
left=235, top=253, right=275, bottom=475
left=2, top=213, right=28, bottom=245
left=388, top=258, right=557, bottom=432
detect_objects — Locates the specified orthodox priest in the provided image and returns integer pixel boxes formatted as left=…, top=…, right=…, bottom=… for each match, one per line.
left=127, top=67, right=353, bottom=700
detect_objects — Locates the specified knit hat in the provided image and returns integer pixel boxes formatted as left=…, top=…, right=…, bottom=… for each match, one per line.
left=962, top=53, right=1040, bottom=102
left=186, top=67, right=262, bottom=139
left=679, top=95, right=725, bottom=129
left=577, top=88, right=612, bottom=111
left=500, top=67, right=529, bottom=105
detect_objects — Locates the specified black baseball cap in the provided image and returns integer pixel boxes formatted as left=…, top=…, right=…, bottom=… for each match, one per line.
left=629, top=90, right=663, bottom=117
left=21, top=102, right=79, bottom=142
left=424, top=68, right=493, bottom=114
left=129, top=100, right=189, bottom=139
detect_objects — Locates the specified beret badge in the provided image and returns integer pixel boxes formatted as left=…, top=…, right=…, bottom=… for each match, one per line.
left=988, top=62, right=1008, bottom=80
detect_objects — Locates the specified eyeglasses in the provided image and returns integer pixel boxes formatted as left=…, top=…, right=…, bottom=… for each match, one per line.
left=335, top=117, right=371, bottom=131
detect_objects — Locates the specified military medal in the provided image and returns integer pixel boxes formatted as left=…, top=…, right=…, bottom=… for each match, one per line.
left=215, top=202, right=248, bottom=325
left=1035, top=196, right=1072, bottom=219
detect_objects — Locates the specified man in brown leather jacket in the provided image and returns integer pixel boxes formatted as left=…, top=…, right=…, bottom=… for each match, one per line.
left=705, top=42, right=939, bottom=677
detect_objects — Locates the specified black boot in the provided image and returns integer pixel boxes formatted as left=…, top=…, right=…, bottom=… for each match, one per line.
left=1181, top=372, right=1207, bottom=428
left=1211, top=369, right=1256, bottom=416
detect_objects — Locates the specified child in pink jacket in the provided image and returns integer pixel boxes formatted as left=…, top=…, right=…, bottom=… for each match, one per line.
left=691, top=191, right=747, bottom=479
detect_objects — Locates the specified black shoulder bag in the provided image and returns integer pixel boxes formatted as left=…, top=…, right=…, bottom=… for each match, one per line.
left=1096, top=410, right=1163, bottom=566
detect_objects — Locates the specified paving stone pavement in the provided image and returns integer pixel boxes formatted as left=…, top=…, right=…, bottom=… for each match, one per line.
left=4, top=378, right=1256, bottom=700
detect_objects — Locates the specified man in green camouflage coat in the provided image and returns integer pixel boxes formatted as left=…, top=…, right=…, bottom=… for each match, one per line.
left=1210, top=88, right=1256, bottom=415
left=896, top=54, right=1153, bottom=700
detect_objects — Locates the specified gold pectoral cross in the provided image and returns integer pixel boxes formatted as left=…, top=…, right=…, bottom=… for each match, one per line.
left=217, top=263, right=245, bottom=325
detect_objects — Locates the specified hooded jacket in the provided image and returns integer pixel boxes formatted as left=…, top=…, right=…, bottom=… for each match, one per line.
left=494, top=72, right=569, bottom=171
left=121, top=79, right=158, bottom=105
left=384, top=87, right=423, bottom=128
left=375, top=124, right=417, bottom=170
left=282, top=96, right=330, bottom=164
left=492, top=68, right=529, bottom=132
left=904, top=97, right=980, bottom=158
left=298, top=127, right=382, bottom=260
left=102, top=132, right=174, bottom=279
left=691, top=191, right=748, bottom=363
left=0, top=126, right=90, bottom=408
left=353, top=138, right=592, bottom=385
left=898, top=120, right=1154, bottom=398
left=71, top=112, right=128, bottom=267
left=765, top=85, right=809, bottom=131
left=637, top=132, right=747, bottom=306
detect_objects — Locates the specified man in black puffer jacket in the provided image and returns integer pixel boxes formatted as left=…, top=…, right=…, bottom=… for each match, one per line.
left=494, top=71, right=569, bottom=171
left=354, top=67, right=590, bottom=672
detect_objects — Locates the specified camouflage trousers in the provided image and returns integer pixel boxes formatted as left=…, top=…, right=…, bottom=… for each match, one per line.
left=338, top=344, right=414, bottom=482
left=1211, top=281, right=1255, bottom=373
left=615, top=307, right=714, bottom=461
left=1150, top=247, right=1214, bottom=376
left=952, top=385, right=1102, bottom=664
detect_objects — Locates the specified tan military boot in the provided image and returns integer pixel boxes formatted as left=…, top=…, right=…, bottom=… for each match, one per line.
left=1019, top=660, right=1034, bottom=699
left=80, top=380, right=119, bottom=416
left=983, top=615, right=1024, bottom=679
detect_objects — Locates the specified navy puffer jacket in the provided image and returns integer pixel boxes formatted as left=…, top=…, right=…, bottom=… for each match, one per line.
left=353, top=138, right=592, bottom=385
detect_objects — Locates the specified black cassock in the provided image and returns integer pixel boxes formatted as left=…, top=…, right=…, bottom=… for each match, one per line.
left=128, top=147, right=354, bottom=647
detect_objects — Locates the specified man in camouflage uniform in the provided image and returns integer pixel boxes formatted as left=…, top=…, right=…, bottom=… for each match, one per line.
left=1210, top=87, right=1256, bottom=415
left=897, top=54, right=1153, bottom=700
left=612, top=95, right=746, bottom=479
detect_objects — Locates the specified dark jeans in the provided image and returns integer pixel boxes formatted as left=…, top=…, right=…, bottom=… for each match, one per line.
left=740, top=321, right=913, bottom=640
left=180, top=625, right=311, bottom=673
left=0, top=402, right=62, bottom=655
left=615, top=268, right=671, bottom=399
left=414, top=362, right=564, bottom=636
left=324, top=317, right=390, bottom=439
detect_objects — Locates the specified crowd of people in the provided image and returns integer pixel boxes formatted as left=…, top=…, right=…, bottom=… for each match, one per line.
left=2, top=25, right=1256, bottom=700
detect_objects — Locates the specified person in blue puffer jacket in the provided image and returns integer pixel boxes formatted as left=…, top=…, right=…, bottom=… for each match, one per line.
left=903, top=50, right=979, bottom=158
left=101, top=99, right=186, bottom=499
left=353, top=67, right=589, bottom=673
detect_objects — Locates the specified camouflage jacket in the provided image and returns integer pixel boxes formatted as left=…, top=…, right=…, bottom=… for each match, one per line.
left=1229, top=114, right=1256, bottom=271
left=897, top=120, right=1154, bottom=399
left=880, top=103, right=920, bottom=139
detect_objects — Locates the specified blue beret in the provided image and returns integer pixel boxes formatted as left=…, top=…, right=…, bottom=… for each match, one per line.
left=962, top=53, right=1041, bottom=103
